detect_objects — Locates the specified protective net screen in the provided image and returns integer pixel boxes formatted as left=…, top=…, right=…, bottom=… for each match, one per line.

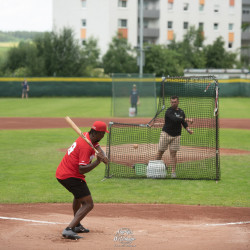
left=106, top=76, right=220, bottom=180
left=112, top=74, right=157, bottom=117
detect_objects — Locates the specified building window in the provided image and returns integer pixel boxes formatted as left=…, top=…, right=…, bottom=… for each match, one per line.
left=118, top=28, right=128, bottom=39
left=168, top=3, right=174, bottom=10
left=228, top=32, right=234, bottom=43
left=167, top=30, right=174, bottom=40
left=243, top=9, right=250, bottom=15
left=168, top=21, right=173, bottom=29
left=81, top=0, right=86, bottom=8
left=199, top=22, right=204, bottom=31
left=183, top=22, right=188, bottom=29
left=228, top=23, right=233, bottom=30
left=199, top=0, right=205, bottom=11
left=168, top=0, right=174, bottom=10
left=81, top=19, right=86, bottom=27
left=228, top=42, right=233, bottom=48
left=214, top=23, right=219, bottom=30
left=214, top=5, right=219, bottom=13
left=118, top=19, right=127, bottom=28
left=199, top=23, right=204, bottom=37
left=229, top=0, right=234, bottom=6
left=81, top=29, right=86, bottom=39
left=168, top=3, right=173, bottom=10
left=144, top=1, right=149, bottom=10
left=118, top=0, right=127, bottom=8
left=199, top=4, right=204, bottom=11
left=183, top=3, right=189, bottom=11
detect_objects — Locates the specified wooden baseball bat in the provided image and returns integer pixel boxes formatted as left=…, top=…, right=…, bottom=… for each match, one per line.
left=65, top=116, right=98, bottom=154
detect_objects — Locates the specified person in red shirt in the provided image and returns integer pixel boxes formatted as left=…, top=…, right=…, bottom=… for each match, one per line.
left=56, top=121, right=109, bottom=240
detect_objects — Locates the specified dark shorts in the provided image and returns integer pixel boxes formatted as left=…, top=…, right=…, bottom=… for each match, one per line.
left=57, top=177, right=91, bottom=199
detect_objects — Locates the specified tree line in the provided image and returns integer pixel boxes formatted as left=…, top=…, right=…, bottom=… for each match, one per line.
left=0, top=27, right=245, bottom=77
left=0, top=31, right=45, bottom=42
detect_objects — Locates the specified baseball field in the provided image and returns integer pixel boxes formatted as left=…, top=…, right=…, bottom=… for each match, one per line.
left=0, top=97, right=250, bottom=249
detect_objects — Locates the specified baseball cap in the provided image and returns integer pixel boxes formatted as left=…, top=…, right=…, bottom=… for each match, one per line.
left=91, top=121, right=109, bottom=133
left=133, top=84, right=136, bottom=87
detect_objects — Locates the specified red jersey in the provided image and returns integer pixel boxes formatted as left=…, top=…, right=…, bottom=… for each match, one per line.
left=56, top=132, right=99, bottom=182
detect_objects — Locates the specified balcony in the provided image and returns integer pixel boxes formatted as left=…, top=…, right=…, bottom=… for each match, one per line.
left=143, top=28, right=159, bottom=38
left=242, top=15, right=250, bottom=23
left=242, top=31, right=250, bottom=41
left=142, top=9, right=160, bottom=19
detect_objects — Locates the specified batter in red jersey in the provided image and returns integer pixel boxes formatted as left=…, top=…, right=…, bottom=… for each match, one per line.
left=56, top=121, right=109, bottom=240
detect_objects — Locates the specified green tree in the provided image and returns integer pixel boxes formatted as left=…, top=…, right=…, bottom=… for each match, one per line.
left=204, top=37, right=237, bottom=68
left=81, top=37, right=101, bottom=76
left=168, top=26, right=206, bottom=69
left=3, top=41, right=44, bottom=76
left=102, top=35, right=137, bottom=74
left=35, top=28, right=85, bottom=76
left=1, top=28, right=102, bottom=77
left=144, top=44, right=183, bottom=76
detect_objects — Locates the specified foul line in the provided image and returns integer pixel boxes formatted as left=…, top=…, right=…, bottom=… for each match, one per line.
left=0, top=216, right=67, bottom=225
left=1, top=216, right=249, bottom=227
left=205, top=221, right=250, bottom=226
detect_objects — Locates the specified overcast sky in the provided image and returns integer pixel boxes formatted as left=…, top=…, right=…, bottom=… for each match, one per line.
left=0, top=0, right=52, bottom=32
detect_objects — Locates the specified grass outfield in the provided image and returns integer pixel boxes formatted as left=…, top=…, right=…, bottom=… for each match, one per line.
left=0, top=98, right=112, bottom=117
left=0, top=97, right=250, bottom=118
left=0, top=128, right=249, bottom=206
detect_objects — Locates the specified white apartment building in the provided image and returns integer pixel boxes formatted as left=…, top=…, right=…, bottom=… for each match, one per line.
left=52, top=0, right=242, bottom=55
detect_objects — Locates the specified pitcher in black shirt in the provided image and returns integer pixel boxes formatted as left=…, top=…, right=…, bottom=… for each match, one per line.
left=156, top=96, right=193, bottom=178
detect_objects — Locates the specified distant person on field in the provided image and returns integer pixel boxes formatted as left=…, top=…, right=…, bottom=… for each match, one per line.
left=130, top=84, right=140, bottom=115
left=156, top=96, right=193, bottom=178
left=21, top=79, right=29, bottom=99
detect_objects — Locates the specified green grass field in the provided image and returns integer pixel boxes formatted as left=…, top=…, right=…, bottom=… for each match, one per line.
left=0, top=97, right=249, bottom=206
left=0, top=97, right=250, bottom=118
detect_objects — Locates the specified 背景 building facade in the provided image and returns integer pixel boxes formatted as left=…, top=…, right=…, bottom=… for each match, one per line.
left=52, top=0, right=242, bottom=55
left=241, top=0, right=250, bottom=65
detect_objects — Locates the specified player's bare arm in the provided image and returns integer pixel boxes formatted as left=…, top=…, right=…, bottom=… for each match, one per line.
left=78, top=159, right=101, bottom=174
left=96, top=145, right=109, bottom=164
left=185, top=118, right=193, bottom=124
left=186, top=127, right=193, bottom=134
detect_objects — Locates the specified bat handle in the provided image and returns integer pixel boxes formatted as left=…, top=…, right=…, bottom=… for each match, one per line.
left=80, top=132, right=99, bottom=154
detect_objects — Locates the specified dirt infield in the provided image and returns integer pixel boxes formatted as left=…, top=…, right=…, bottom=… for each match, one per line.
left=1, top=117, right=250, bottom=130
left=0, top=203, right=250, bottom=250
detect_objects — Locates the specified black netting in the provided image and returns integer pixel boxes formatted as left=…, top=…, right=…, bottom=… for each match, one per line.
left=106, top=76, right=220, bottom=180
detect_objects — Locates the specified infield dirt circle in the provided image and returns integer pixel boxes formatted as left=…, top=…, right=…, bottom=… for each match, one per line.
left=0, top=117, right=250, bottom=250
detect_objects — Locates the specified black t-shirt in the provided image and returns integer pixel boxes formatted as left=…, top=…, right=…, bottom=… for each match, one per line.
left=130, top=90, right=139, bottom=104
left=162, top=107, right=188, bottom=136
left=22, top=82, right=28, bottom=90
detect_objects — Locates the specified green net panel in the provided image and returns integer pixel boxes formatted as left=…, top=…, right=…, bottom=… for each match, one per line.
left=111, top=73, right=157, bottom=117
left=105, top=76, right=220, bottom=180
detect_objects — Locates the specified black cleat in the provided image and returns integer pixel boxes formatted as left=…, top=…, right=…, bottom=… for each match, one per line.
left=73, top=224, right=90, bottom=233
left=62, top=227, right=83, bottom=240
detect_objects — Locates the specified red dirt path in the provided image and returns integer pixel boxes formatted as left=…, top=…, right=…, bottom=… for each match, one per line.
left=0, top=203, right=250, bottom=250
left=1, top=117, right=250, bottom=130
